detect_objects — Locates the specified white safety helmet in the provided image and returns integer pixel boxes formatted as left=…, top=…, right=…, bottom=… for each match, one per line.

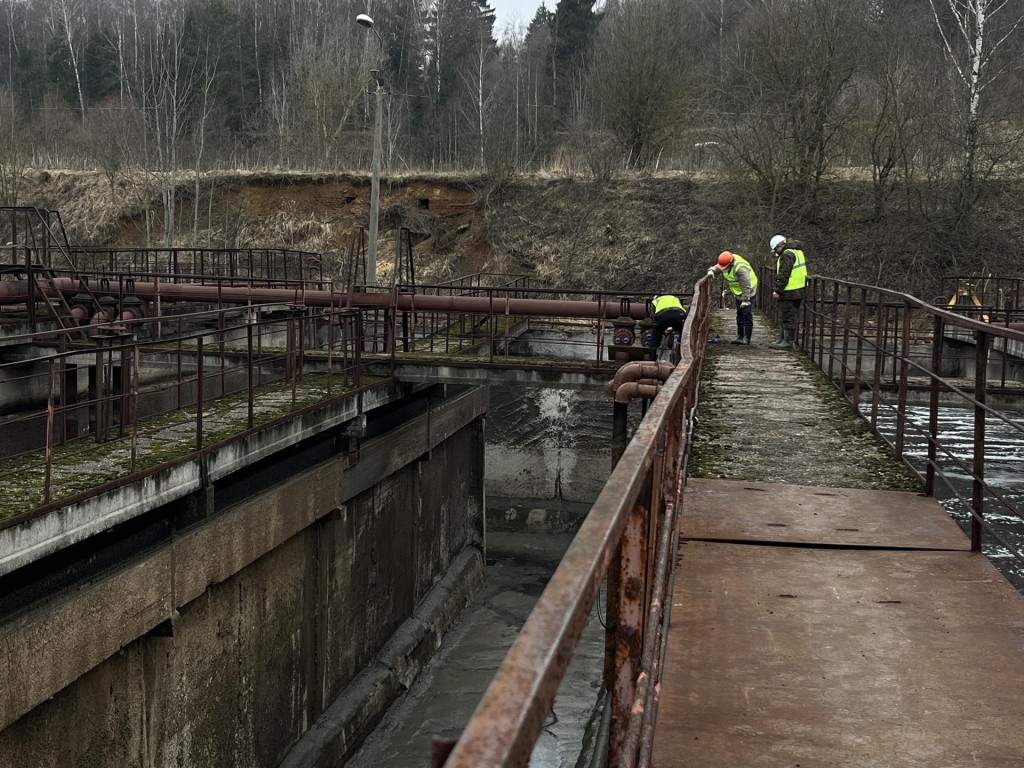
left=770, top=235, right=787, bottom=251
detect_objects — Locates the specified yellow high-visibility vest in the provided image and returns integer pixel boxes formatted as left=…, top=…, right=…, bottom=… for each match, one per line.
left=652, top=295, right=684, bottom=314
left=778, top=249, right=807, bottom=291
left=723, top=253, right=758, bottom=297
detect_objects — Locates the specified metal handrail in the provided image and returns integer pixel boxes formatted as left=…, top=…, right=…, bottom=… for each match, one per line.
left=439, top=274, right=712, bottom=767
left=801, top=277, right=1024, bottom=560
left=0, top=304, right=368, bottom=529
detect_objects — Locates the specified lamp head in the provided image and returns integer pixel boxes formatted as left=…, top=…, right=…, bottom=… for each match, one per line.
left=356, top=13, right=375, bottom=28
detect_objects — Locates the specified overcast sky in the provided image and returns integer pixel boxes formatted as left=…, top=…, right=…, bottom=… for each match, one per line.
left=490, top=0, right=547, bottom=32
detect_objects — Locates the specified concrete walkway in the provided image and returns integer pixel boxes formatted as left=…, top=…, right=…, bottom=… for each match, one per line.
left=653, top=309, right=1024, bottom=767
left=692, top=309, right=918, bottom=490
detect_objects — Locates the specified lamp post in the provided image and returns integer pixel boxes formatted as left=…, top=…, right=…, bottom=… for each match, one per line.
left=356, top=13, right=384, bottom=287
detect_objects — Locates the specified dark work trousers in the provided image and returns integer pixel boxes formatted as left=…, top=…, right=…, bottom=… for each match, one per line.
left=735, top=297, right=753, bottom=340
left=650, top=308, right=686, bottom=359
left=778, top=297, right=803, bottom=332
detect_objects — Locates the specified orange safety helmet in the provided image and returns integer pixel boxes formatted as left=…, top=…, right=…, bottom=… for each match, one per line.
left=717, top=251, right=734, bottom=268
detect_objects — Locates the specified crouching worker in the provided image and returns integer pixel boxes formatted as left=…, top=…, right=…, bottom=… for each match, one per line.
left=649, top=294, right=687, bottom=360
left=707, top=250, right=757, bottom=345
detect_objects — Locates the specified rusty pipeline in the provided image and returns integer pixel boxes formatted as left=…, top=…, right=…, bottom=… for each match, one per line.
left=0, top=277, right=653, bottom=321
left=606, top=360, right=675, bottom=403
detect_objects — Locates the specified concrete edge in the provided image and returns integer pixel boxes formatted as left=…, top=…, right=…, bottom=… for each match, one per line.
left=278, top=545, right=486, bottom=768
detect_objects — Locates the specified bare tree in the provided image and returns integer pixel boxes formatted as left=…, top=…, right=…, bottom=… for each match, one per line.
left=928, top=0, right=1024, bottom=227
left=50, top=0, right=87, bottom=118
left=80, top=104, right=138, bottom=201
left=590, top=0, right=689, bottom=170
left=287, top=31, right=365, bottom=166
left=0, top=87, right=25, bottom=204
left=711, top=0, right=865, bottom=211
left=857, top=6, right=934, bottom=221
left=459, top=21, right=500, bottom=167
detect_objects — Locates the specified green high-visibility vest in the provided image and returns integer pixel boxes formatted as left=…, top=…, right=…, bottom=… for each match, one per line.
left=723, top=254, right=758, bottom=297
left=652, top=295, right=684, bottom=314
left=778, top=248, right=807, bottom=291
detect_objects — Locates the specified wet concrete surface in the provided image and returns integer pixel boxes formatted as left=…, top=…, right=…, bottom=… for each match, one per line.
left=692, top=309, right=920, bottom=490
left=345, top=531, right=605, bottom=768
left=486, top=384, right=614, bottom=506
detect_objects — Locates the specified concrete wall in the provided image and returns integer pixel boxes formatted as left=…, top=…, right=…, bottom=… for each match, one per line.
left=485, top=383, right=613, bottom=532
left=0, top=386, right=486, bottom=768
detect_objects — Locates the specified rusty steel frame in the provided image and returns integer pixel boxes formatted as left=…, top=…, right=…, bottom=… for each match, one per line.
left=801, top=277, right=1024, bottom=560
left=438, top=275, right=712, bottom=768
left=69, top=246, right=326, bottom=288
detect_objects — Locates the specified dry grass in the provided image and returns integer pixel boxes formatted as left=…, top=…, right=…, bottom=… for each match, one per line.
left=15, top=167, right=1024, bottom=299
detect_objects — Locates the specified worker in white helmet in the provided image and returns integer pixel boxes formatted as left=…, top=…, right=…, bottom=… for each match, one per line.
left=768, top=235, right=808, bottom=350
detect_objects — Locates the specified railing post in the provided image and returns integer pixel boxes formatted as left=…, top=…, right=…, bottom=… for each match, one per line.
left=870, top=296, right=885, bottom=429
left=925, top=314, right=943, bottom=497
left=971, top=329, right=989, bottom=551
left=851, top=287, right=867, bottom=411
left=895, top=301, right=911, bottom=457
left=606, top=397, right=628, bottom=754
left=827, top=282, right=839, bottom=383
left=811, top=278, right=819, bottom=360
left=610, top=488, right=649, bottom=766
left=835, top=286, right=851, bottom=399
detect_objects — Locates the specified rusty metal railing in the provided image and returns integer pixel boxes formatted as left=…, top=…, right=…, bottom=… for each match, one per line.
left=437, top=274, right=712, bottom=768
left=378, top=285, right=694, bottom=368
left=0, top=304, right=370, bottom=528
left=801, top=277, right=1024, bottom=561
left=69, top=247, right=328, bottom=290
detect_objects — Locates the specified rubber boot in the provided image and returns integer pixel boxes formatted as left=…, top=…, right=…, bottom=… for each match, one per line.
left=771, top=329, right=795, bottom=350
left=767, top=331, right=788, bottom=349
left=729, top=335, right=746, bottom=345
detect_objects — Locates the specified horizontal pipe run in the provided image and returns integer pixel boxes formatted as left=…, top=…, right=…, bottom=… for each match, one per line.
left=0, top=278, right=653, bottom=321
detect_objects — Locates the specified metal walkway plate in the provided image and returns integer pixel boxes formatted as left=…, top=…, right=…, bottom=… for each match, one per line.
left=681, top=478, right=970, bottom=550
left=654, top=480, right=1024, bottom=766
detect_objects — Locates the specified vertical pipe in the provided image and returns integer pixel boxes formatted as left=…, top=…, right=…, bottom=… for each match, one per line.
left=176, top=333, right=183, bottom=411
left=247, top=317, right=255, bottom=429
left=130, top=346, right=139, bottom=473
left=327, top=305, right=335, bottom=396
left=219, top=309, right=227, bottom=397
left=45, top=357, right=55, bottom=504
left=289, top=316, right=298, bottom=407
left=196, top=337, right=204, bottom=452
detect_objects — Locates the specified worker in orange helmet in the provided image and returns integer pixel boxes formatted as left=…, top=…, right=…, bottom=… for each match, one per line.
left=707, top=250, right=758, bottom=345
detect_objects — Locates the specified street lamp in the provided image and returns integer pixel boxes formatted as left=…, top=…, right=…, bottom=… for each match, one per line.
left=357, top=13, right=384, bottom=287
